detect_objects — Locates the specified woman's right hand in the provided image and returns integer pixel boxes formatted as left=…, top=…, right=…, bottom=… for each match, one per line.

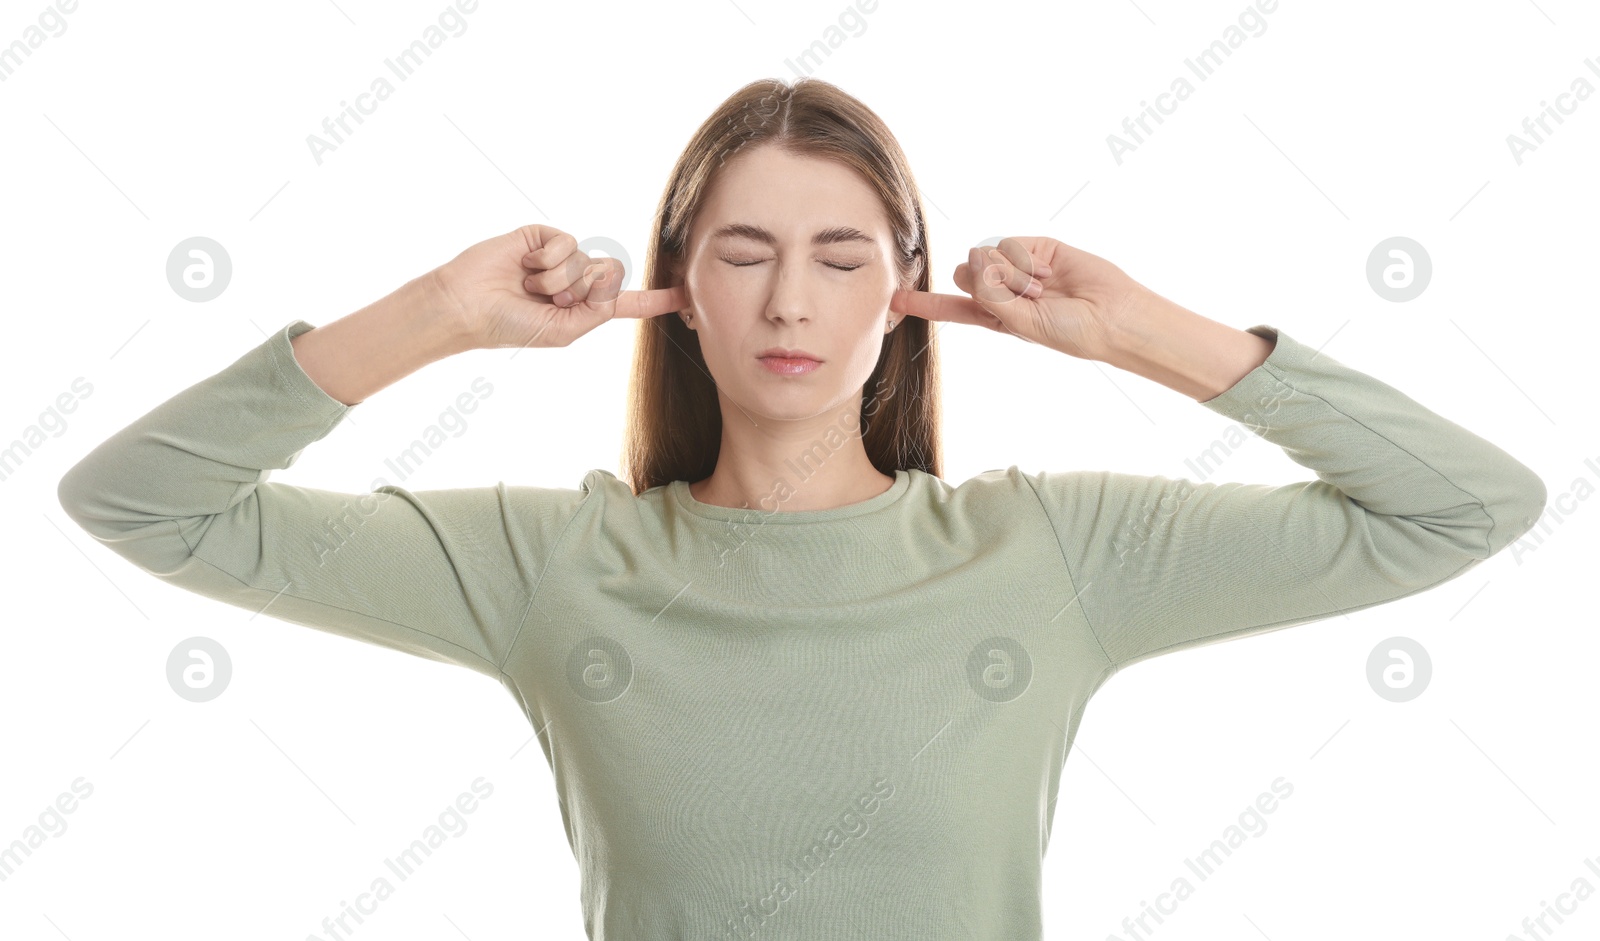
left=430, top=224, right=689, bottom=350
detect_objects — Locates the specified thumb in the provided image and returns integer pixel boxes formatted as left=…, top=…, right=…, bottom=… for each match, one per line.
left=967, top=253, right=1032, bottom=321
left=543, top=260, right=624, bottom=338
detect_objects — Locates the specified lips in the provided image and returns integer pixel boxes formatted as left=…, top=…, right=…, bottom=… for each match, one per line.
left=756, top=350, right=823, bottom=376
left=756, top=347, right=822, bottom=362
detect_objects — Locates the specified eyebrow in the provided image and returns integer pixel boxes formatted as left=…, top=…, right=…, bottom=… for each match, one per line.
left=709, top=222, right=875, bottom=247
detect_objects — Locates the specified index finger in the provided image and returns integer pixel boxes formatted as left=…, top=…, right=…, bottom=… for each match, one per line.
left=889, top=289, right=995, bottom=327
left=614, top=284, right=691, bottom=320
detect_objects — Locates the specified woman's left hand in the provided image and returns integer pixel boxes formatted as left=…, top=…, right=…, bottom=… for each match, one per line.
left=889, top=236, right=1149, bottom=362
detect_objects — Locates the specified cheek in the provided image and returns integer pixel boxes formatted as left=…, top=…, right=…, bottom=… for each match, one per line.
left=795, top=260, right=893, bottom=316
left=855, top=274, right=893, bottom=306
left=687, top=266, right=752, bottom=318
left=841, top=269, right=896, bottom=323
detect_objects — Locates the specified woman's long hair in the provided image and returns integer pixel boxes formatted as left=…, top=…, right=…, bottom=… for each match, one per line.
left=621, top=77, right=942, bottom=495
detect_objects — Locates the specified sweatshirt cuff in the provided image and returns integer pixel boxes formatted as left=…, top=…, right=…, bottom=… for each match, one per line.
left=1196, top=324, right=1301, bottom=424
left=267, top=319, right=356, bottom=418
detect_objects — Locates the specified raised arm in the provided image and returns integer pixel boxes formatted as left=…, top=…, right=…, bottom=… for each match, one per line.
left=892, top=236, right=1548, bottom=675
left=1025, top=297, right=1548, bottom=673
left=56, top=225, right=685, bottom=678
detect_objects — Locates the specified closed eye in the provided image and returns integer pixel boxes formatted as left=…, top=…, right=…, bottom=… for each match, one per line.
left=724, top=259, right=863, bottom=272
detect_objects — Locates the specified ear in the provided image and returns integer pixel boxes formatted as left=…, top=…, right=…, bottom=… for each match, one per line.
left=908, top=244, right=926, bottom=282
left=665, top=256, right=694, bottom=328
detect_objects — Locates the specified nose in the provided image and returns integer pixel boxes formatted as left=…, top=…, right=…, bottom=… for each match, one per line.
left=763, top=259, right=813, bottom=326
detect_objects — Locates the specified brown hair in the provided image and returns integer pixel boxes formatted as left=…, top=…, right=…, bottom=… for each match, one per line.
left=620, top=77, right=942, bottom=495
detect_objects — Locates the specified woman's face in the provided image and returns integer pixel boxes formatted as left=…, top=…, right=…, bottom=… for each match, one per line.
left=678, top=144, right=903, bottom=424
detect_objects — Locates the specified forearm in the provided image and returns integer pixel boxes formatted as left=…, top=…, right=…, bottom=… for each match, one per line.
left=1097, top=288, right=1276, bottom=402
left=290, top=272, right=476, bottom=406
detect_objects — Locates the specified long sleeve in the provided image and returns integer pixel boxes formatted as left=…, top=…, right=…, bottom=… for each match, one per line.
left=56, top=319, right=592, bottom=680
left=1022, top=324, right=1549, bottom=673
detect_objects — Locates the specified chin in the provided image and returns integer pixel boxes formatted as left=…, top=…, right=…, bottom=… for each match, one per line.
left=737, top=385, right=847, bottom=423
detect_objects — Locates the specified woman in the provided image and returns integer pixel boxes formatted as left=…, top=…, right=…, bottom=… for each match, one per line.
left=58, top=77, right=1547, bottom=939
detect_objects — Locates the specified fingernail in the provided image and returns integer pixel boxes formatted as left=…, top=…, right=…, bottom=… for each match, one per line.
left=1023, top=280, right=1042, bottom=299
left=553, top=290, right=573, bottom=306
left=988, top=249, right=1006, bottom=264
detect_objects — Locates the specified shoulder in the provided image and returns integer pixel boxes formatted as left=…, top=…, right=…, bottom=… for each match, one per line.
left=533, top=467, right=674, bottom=526
left=492, top=467, right=626, bottom=533
left=910, top=464, right=1076, bottom=516
left=916, top=465, right=1124, bottom=532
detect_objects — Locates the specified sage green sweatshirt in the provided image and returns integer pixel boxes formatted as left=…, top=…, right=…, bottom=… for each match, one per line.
left=56, top=319, right=1547, bottom=940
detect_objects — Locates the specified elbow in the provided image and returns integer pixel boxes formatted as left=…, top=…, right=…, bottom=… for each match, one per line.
left=1487, top=467, right=1549, bottom=557
left=55, top=461, right=122, bottom=550
left=56, top=454, right=122, bottom=537
left=56, top=460, right=96, bottom=532
left=55, top=460, right=190, bottom=573
left=55, top=445, right=225, bottom=585
left=1402, top=466, right=1548, bottom=568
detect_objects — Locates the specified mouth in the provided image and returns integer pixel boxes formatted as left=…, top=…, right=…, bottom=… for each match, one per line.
left=756, top=348, right=823, bottom=375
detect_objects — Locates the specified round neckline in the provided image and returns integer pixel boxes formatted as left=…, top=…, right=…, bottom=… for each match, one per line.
left=669, top=469, right=914, bottom=524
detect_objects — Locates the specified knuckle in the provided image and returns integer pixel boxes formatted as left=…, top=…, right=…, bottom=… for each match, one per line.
left=524, top=226, right=574, bottom=265
left=528, top=269, right=560, bottom=294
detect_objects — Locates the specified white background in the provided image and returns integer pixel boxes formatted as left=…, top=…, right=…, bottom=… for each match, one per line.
left=2, top=1, right=1595, bottom=939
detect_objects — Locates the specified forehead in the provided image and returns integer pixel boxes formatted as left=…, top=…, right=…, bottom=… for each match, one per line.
left=695, top=145, right=889, bottom=240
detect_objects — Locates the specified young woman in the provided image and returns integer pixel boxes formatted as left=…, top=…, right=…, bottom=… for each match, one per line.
left=58, top=78, right=1547, bottom=939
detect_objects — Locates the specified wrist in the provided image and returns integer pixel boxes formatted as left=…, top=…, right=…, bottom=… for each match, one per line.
left=1095, top=288, right=1272, bottom=401
left=415, top=268, right=481, bottom=355
left=1092, top=283, right=1161, bottom=363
